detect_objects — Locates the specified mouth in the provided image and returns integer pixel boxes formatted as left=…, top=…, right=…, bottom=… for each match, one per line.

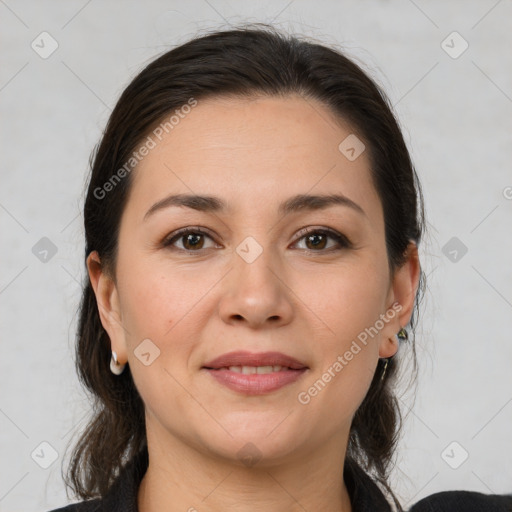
left=203, top=350, right=308, bottom=370
left=209, top=365, right=300, bottom=374
left=202, top=351, right=309, bottom=395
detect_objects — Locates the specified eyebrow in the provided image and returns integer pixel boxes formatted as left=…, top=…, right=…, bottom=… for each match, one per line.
left=143, top=192, right=366, bottom=221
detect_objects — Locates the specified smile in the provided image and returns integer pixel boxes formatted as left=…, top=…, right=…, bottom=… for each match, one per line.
left=203, top=366, right=308, bottom=395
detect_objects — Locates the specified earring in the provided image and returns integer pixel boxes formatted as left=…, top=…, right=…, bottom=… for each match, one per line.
left=110, top=351, right=126, bottom=375
left=381, top=328, right=407, bottom=382
left=397, top=327, right=408, bottom=342
left=380, top=357, right=390, bottom=382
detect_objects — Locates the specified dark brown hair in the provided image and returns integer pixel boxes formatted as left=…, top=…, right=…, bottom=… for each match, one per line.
left=64, top=24, right=425, bottom=510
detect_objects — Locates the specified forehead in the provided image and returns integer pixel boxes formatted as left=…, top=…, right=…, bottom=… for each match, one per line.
left=127, top=94, right=381, bottom=220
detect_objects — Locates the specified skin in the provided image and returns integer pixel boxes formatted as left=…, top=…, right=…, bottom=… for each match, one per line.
left=88, top=94, right=420, bottom=512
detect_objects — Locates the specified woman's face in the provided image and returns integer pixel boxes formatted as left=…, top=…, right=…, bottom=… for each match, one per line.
left=89, top=94, right=418, bottom=466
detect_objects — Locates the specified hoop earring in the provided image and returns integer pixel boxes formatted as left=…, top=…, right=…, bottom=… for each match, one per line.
left=110, top=351, right=126, bottom=375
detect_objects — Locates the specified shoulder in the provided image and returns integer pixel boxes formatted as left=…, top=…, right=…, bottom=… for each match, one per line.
left=46, top=498, right=101, bottom=512
left=409, top=490, right=512, bottom=511
left=47, top=446, right=148, bottom=512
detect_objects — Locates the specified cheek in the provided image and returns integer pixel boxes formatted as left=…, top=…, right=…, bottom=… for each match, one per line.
left=114, top=251, right=228, bottom=385
left=301, top=255, right=390, bottom=346
left=294, top=257, right=389, bottom=416
left=117, top=254, right=209, bottom=340
left=114, top=256, right=212, bottom=413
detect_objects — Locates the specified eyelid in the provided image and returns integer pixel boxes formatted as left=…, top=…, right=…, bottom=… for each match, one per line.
left=291, top=226, right=353, bottom=250
left=162, top=225, right=352, bottom=252
left=162, top=226, right=218, bottom=247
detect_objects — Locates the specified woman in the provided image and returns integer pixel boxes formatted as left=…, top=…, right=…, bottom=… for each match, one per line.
left=50, top=26, right=512, bottom=512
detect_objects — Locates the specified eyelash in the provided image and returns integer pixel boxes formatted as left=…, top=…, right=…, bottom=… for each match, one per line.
left=161, top=226, right=352, bottom=254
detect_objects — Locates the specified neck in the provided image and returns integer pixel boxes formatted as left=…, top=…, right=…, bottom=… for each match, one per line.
left=137, top=423, right=353, bottom=512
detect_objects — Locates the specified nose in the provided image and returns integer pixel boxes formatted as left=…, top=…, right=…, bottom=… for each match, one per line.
left=218, top=244, right=294, bottom=329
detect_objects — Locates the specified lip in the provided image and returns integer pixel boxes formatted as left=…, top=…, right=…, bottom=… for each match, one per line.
left=202, top=351, right=309, bottom=396
left=203, top=350, right=308, bottom=370
left=204, top=368, right=307, bottom=395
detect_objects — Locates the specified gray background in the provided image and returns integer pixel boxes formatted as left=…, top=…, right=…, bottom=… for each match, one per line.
left=1, top=0, right=511, bottom=510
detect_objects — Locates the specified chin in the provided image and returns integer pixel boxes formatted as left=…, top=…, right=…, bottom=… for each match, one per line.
left=195, top=421, right=307, bottom=468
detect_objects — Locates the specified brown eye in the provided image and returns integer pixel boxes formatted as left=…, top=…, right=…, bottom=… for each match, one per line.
left=304, top=232, right=328, bottom=250
left=163, top=228, right=217, bottom=252
left=293, top=228, right=352, bottom=252
left=180, top=233, right=205, bottom=250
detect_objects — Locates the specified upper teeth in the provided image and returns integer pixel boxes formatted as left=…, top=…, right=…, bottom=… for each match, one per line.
left=227, top=365, right=289, bottom=374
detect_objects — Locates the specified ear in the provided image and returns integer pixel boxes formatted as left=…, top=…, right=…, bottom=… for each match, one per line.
left=379, top=242, right=421, bottom=358
left=86, top=251, right=128, bottom=365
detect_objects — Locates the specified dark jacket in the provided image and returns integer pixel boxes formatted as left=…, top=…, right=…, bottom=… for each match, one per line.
left=48, top=447, right=512, bottom=512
